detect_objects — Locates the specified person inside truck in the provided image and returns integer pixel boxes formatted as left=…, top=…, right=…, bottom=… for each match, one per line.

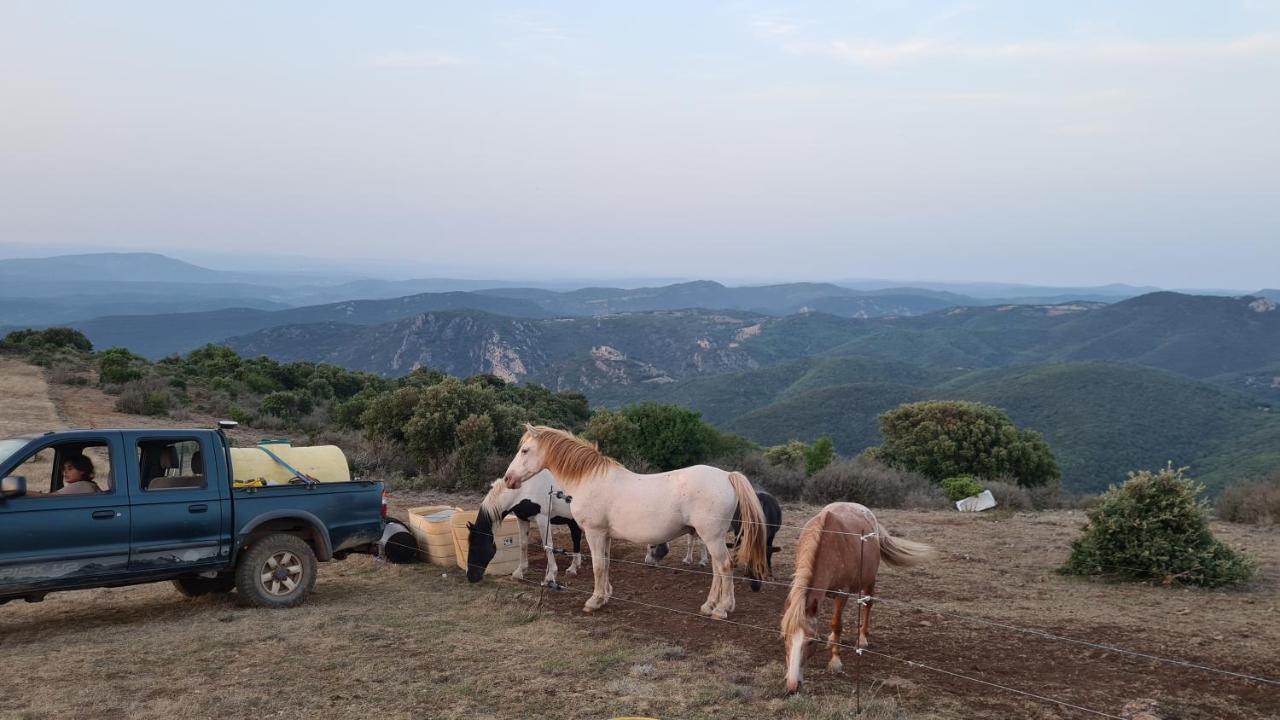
left=55, top=454, right=100, bottom=495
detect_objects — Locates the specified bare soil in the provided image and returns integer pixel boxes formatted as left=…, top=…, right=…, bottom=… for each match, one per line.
left=0, top=358, right=64, bottom=436
left=390, top=490, right=1280, bottom=720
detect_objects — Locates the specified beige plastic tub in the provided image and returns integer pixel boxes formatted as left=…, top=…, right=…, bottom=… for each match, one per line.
left=230, top=443, right=351, bottom=485
left=451, top=510, right=523, bottom=577
left=407, top=505, right=463, bottom=566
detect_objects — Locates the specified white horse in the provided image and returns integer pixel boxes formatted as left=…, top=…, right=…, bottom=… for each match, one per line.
left=502, top=424, right=769, bottom=620
left=465, top=470, right=583, bottom=585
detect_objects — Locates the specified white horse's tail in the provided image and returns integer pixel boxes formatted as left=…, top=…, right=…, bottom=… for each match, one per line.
left=874, top=519, right=937, bottom=567
left=728, top=472, right=770, bottom=582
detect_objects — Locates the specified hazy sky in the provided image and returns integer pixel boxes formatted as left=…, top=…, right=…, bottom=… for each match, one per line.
left=2, top=2, right=1277, bottom=288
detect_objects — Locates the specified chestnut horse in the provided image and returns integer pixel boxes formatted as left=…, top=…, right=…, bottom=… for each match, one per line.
left=781, top=502, right=936, bottom=693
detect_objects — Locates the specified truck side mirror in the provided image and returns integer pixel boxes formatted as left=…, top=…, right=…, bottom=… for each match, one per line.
left=1, top=475, right=27, bottom=500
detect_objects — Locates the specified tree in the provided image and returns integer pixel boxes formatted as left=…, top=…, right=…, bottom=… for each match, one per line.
left=873, top=401, right=1060, bottom=487
left=359, top=387, right=425, bottom=444
left=582, top=409, right=641, bottom=464
left=622, top=403, right=714, bottom=472
left=804, top=437, right=836, bottom=476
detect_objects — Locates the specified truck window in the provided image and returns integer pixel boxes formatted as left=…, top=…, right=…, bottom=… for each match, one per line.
left=138, top=438, right=207, bottom=491
left=4, top=441, right=113, bottom=497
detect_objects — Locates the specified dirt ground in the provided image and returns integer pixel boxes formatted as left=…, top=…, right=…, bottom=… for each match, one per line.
left=3, top=362, right=1279, bottom=718
left=389, top=490, right=1280, bottom=720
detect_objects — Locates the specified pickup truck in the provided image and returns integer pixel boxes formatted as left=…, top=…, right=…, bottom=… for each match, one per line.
left=0, top=422, right=385, bottom=609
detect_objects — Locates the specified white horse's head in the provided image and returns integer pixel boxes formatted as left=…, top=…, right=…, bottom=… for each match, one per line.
left=503, top=424, right=546, bottom=489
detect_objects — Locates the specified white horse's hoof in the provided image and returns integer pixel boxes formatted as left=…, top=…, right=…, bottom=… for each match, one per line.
left=511, top=569, right=525, bottom=580
left=711, top=608, right=728, bottom=621
left=566, top=566, right=578, bottom=577
left=682, top=558, right=692, bottom=565
left=584, top=596, right=606, bottom=612
left=828, top=657, right=844, bottom=673
left=699, top=601, right=715, bottom=616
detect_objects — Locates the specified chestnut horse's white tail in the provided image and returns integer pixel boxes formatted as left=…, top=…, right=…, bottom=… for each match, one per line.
left=728, top=472, right=770, bottom=582
left=874, top=520, right=937, bottom=567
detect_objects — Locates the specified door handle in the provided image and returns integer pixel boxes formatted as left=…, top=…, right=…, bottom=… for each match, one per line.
left=188, top=504, right=208, bottom=513
left=92, top=510, right=116, bottom=520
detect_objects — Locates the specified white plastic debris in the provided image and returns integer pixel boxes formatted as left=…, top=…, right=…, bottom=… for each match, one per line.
left=955, top=489, right=998, bottom=512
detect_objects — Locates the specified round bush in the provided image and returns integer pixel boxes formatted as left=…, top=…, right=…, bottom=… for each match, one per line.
left=1061, top=465, right=1256, bottom=587
left=941, top=475, right=984, bottom=502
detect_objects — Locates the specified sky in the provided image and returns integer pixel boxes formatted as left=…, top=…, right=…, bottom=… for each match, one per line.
left=1, top=1, right=1277, bottom=288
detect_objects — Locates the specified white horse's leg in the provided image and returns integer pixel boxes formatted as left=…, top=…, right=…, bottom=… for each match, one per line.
left=537, top=514, right=558, bottom=586
left=699, top=536, right=709, bottom=567
left=682, top=534, right=695, bottom=565
left=512, top=518, right=530, bottom=580
left=583, top=528, right=610, bottom=612
left=704, top=535, right=735, bottom=619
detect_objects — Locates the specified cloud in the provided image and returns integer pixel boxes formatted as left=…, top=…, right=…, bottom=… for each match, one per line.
left=778, top=32, right=1280, bottom=66
left=368, top=51, right=463, bottom=69
left=751, top=18, right=799, bottom=38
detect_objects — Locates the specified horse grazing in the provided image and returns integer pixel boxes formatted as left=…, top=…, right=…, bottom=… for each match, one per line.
left=781, top=502, right=936, bottom=693
left=503, top=424, right=770, bottom=620
left=465, top=470, right=583, bottom=585
left=646, top=490, right=784, bottom=592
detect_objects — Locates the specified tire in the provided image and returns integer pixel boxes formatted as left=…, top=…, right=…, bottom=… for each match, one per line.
left=172, top=575, right=235, bottom=598
left=234, top=533, right=318, bottom=609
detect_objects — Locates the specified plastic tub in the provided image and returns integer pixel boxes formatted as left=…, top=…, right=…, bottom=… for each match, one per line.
left=407, top=505, right=463, bottom=566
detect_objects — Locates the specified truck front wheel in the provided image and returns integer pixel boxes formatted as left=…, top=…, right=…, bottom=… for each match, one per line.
left=235, top=533, right=318, bottom=608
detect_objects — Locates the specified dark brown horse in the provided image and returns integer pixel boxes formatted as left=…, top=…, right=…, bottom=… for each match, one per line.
left=780, top=502, right=936, bottom=693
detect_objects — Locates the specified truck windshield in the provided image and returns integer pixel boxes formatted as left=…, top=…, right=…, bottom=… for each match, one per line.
left=0, top=436, right=37, bottom=469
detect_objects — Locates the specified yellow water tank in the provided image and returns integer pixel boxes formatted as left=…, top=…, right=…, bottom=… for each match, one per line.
left=451, top=510, right=523, bottom=577
left=407, top=505, right=464, bottom=566
left=229, top=442, right=351, bottom=485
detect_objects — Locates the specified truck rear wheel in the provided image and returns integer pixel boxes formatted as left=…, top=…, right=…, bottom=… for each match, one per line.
left=172, top=575, right=235, bottom=597
left=235, top=533, right=317, bottom=609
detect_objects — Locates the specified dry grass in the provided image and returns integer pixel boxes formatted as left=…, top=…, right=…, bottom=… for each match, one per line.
left=0, top=558, right=932, bottom=720
left=0, top=358, right=64, bottom=437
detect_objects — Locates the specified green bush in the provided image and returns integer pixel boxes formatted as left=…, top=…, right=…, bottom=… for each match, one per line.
left=97, top=347, right=146, bottom=385
left=805, top=437, right=836, bottom=476
left=259, top=391, right=314, bottom=422
left=1216, top=474, right=1280, bottom=525
left=1061, top=465, right=1257, bottom=587
left=874, top=400, right=1060, bottom=487
left=941, top=475, right=984, bottom=502
left=2, top=327, right=93, bottom=353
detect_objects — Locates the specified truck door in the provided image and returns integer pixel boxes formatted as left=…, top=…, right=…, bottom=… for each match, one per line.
left=0, top=433, right=130, bottom=595
left=127, top=434, right=227, bottom=571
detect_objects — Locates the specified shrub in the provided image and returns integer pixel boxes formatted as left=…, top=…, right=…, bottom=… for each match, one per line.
left=941, top=475, right=985, bottom=502
left=97, top=347, right=146, bottom=385
left=1216, top=475, right=1280, bottom=525
left=805, top=437, right=836, bottom=477
left=985, top=479, right=1033, bottom=511
left=764, top=441, right=808, bottom=471
left=1061, top=465, right=1257, bottom=587
left=115, top=378, right=172, bottom=416
left=804, top=457, right=945, bottom=509
left=259, top=391, right=314, bottom=422
left=874, top=400, right=1060, bottom=487
left=713, top=451, right=805, bottom=501
left=2, top=327, right=93, bottom=353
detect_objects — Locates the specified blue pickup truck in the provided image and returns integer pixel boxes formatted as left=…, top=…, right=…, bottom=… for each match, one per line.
left=0, top=422, right=385, bottom=608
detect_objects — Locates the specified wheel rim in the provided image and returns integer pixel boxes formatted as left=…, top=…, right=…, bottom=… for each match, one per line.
left=259, top=551, right=304, bottom=596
